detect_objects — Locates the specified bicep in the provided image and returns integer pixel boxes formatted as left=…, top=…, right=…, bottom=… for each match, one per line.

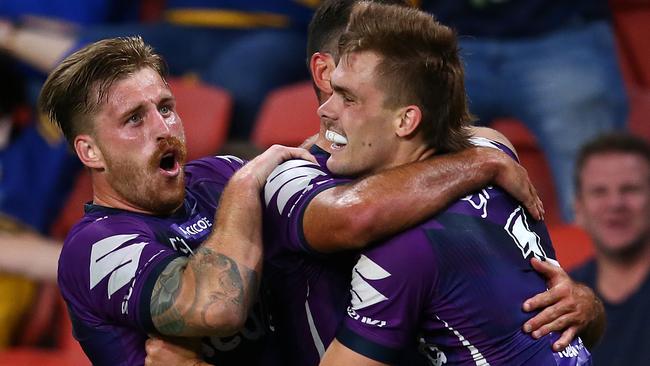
left=320, top=339, right=388, bottom=366
left=150, top=256, right=190, bottom=335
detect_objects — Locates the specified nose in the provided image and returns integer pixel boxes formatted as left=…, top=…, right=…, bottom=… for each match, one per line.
left=317, top=93, right=339, bottom=122
left=151, top=108, right=172, bottom=141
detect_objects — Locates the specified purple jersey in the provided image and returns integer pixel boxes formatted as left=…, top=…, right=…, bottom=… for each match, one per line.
left=262, top=145, right=356, bottom=365
left=58, top=156, right=275, bottom=366
left=338, top=141, right=592, bottom=365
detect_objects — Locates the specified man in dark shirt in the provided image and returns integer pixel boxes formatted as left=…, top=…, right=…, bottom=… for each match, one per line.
left=571, top=133, right=650, bottom=366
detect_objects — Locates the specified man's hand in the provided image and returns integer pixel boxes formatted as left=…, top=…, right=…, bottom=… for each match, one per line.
left=522, top=258, right=605, bottom=351
left=240, top=144, right=316, bottom=188
left=145, top=337, right=209, bottom=366
left=485, top=147, right=544, bottom=221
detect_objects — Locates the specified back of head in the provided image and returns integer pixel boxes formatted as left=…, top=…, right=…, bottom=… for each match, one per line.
left=38, top=36, right=168, bottom=147
left=574, top=133, right=650, bottom=192
left=307, top=0, right=410, bottom=63
left=339, top=2, right=472, bottom=153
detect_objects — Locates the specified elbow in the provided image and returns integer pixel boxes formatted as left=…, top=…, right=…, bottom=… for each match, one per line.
left=194, top=305, right=248, bottom=337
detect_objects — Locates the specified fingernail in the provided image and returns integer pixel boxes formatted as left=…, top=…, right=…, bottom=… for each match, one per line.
left=523, top=302, right=530, bottom=312
left=523, top=324, right=531, bottom=333
left=532, top=331, right=540, bottom=339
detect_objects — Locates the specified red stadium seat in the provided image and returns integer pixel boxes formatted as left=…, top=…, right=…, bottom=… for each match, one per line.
left=252, top=81, right=320, bottom=149
left=628, top=86, right=650, bottom=141
left=611, top=0, right=650, bottom=88
left=168, top=77, right=232, bottom=160
left=49, top=170, right=92, bottom=240
left=0, top=288, right=90, bottom=365
left=548, top=224, right=594, bottom=272
left=491, top=119, right=563, bottom=226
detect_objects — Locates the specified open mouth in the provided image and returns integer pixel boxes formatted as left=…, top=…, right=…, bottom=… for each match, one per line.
left=158, top=150, right=181, bottom=177
left=325, top=130, right=348, bottom=151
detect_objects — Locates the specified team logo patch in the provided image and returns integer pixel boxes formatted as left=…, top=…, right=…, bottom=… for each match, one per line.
left=89, top=234, right=148, bottom=299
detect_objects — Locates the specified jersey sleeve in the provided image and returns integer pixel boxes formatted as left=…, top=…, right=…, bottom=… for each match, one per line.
left=58, top=217, right=181, bottom=335
left=336, top=230, right=437, bottom=364
left=263, top=158, right=350, bottom=254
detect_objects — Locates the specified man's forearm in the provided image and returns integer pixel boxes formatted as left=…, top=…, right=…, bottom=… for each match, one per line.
left=150, top=173, right=262, bottom=337
left=0, top=22, right=75, bottom=73
left=304, top=147, right=505, bottom=251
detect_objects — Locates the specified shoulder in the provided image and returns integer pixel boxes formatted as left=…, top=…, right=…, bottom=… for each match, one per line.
left=185, top=155, right=247, bottom=184
left=264, top=158, right=341, bottom=214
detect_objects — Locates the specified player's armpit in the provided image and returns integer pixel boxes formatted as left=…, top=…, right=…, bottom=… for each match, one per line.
left=320, top=339, right=388, bottom=366
left=304, top=146, right=542, bottom=253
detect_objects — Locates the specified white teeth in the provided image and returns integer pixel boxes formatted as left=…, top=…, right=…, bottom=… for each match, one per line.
left=326, top=130, right=348, bottom=145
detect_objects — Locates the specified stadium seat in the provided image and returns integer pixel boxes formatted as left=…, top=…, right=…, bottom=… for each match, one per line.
left=491, top=119, right=563, bottom=226
left=168, top=77, right=232, bottom=160
left=252, top=81, right=320, bottom=149
left=611, top=0, right=650, bottom=88
left=628, top=86, right=650, bottom=141
left=548, top=224, right=594, bottom=272
left=0, top=289, right=90, bottom=365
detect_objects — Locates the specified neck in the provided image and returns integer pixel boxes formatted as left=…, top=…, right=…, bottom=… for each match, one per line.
left=596, top=242, right=650, bottom=304
left=91, top=174, right=154, bottom=215
left=381, top=139, right=435, bottom=171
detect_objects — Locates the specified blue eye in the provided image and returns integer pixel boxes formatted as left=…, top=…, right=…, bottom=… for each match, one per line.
left=127, top=114, right=142, bottom=124
left=160, top=105, right=171, bottom=115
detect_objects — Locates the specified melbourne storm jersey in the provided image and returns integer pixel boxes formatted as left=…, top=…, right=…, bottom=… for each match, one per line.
left=337, top=140, right=592, bottom=365
left=58, top=156, right=274, bottom=366
left=262, top=145, right=356, bottom=365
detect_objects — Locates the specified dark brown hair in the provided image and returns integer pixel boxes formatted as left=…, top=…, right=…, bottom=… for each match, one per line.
left=575, top=133, right=650, bottom=191
left=339, top=2, right=472, bottom=153
left=38, top=36, right=168, bottom=145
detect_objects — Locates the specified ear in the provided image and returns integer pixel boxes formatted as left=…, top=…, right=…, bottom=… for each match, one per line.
left=74, top=134, right=105, bottom=170
left=395, top=106, right=422, bottom=138
left=310, top=52, right=336, bottom=97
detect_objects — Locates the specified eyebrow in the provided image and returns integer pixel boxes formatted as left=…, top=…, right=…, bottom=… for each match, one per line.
left=117, top=94, right=175, bottom=120
left=331, top=80, right=354, bottom=98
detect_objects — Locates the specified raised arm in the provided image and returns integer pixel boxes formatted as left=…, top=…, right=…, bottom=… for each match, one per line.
left=149, top=146, right=314, bottom=337
left=304, top=132, right=542, bottom=252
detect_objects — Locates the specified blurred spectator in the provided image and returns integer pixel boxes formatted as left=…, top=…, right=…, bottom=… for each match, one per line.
left=0, top=54, right=81, bottom=347
left=0, top=0, right=140, bottom=108
left=1, top=1, right=315, bottom=141
left=421, top=0, right=629, bottom=221
left=571, top=133, right=650, bottom=365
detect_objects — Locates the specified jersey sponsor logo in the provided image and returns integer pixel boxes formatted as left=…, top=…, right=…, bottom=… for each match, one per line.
left=349, top=254, right=390, bottom=311
left=264, top=159, right=327, bottom=214
left=504, top=206, right=547, bottom=261
left=555, top=337, right=588, bottom=359
left=171, top=215, right=213, bottom=240
left=89, top=234, right=148, bottom=299
left=461, top=187, right=493, bottom=218
left=346, top=307, right=386, bottom=328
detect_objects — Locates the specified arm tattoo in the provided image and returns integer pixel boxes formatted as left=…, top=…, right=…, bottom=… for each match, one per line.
left=192, top=247, right=258, bottom=329
left=151, top=257, right=189, bottom=334
left=150, top=249, right=259, bottom=336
